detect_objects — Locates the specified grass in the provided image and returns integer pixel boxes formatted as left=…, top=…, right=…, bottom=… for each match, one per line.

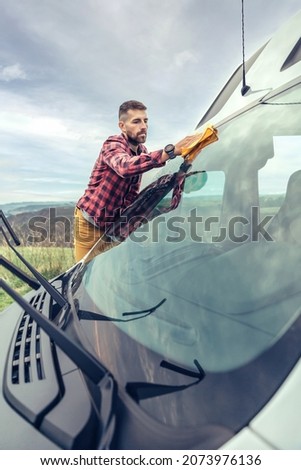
left=0, top=246, right=75, bottom=311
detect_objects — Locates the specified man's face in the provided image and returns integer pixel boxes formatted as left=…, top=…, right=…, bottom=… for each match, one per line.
left=119, top=109, right=148, bottom=145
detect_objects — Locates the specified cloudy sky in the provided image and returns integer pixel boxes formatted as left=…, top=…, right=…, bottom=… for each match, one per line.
left=0, top=0, right=300, bottom=204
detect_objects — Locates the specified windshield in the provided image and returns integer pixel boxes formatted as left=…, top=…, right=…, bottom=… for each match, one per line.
left=74, top=83, right=301, bottom=434
left=81, top=82, right=301, bottom=368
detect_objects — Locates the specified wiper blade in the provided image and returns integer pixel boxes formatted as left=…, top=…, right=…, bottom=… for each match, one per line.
left=0, top=212, right=67, bottom=308
left=122, top=298, right=166, bottom=316
left=0, top=279, right=108, bottom=385
left=79, top=298, right=167, bottom=322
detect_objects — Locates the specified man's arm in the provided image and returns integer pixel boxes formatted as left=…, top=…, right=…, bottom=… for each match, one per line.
left=102, top=136, right=165, bottom=178
left=103, top=134, right=199, bottom=177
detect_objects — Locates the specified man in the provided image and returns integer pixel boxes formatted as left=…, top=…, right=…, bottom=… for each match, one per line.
left=74, top=100, right=195, bottom=261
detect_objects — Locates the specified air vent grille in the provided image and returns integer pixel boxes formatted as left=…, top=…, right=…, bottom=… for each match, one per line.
left=11, top=292, right=46, bottom=384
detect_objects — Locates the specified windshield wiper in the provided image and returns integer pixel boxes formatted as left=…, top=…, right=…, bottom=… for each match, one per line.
left=0, top=211, right=110, bottom=384
left=0, top=254, right=40, bottom=290
left=0, top=209, right=20, bottom=245
left=126, top=359, right=206, bottom=402
left=79, top=298, right=167, bottom=322
left=0, top=210, right=110, bottom=384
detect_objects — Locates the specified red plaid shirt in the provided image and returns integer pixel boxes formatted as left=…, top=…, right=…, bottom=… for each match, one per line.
left=77, top=133, right=165, bottom=230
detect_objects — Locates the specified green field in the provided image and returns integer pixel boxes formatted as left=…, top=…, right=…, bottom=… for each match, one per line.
left=0, top=246, right=75, bottom=311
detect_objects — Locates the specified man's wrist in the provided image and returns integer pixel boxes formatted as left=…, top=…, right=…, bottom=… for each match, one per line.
left=164, top=144, right=176, bottom=160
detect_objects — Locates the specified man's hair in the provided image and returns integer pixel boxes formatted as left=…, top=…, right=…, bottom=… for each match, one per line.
left=119, top=100, right=147, bottom=120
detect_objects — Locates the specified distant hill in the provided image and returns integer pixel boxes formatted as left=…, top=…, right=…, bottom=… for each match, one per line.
left=0, top=201, right=75, bottom=216
left=1, top=203, right=76, bottom=247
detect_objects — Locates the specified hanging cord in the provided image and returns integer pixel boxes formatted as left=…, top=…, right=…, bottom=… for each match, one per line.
left=241, top=0, right=250, bottom=95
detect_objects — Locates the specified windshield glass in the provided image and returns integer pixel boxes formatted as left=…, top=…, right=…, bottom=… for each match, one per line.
left=74, top=83, right=301, bottom=434
left=82, top=83, right=301, bottom=370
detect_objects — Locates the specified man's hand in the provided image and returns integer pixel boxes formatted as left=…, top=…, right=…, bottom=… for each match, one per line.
left=160, top=126, right=218, bottom=164
left=161, top=135, right=198, bottom=163
left=174, top=135, right=199, bottom=156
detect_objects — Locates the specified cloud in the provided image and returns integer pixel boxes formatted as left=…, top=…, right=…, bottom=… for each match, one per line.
left=174, top=50, right=198, bottom=68
left=0, top=0, right=300, bottom=203
left=0, top=63, right=27, bottom=82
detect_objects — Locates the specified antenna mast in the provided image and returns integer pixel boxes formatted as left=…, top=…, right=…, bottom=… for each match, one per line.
left=241, top=0, right=250, bottom=95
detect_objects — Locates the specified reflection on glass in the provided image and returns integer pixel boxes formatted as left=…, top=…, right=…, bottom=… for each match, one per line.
left=82, top=84, right=301, bottom=374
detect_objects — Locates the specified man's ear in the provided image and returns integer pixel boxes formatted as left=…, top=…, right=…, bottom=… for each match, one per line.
left=119, top=120, right=125, bottom=132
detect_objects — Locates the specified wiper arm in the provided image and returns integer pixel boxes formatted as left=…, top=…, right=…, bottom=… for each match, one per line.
left=0, top=279, right=108, bottom=385
left=0, top=212, right=67, bottom=308
left=126, top=359, right=206, bottom=402
left=0, top=255, right=40, bottom=290
left=0, top=209, right=20, bottom=245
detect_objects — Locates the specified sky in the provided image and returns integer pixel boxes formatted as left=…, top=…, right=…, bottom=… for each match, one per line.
left=0, top=0, right=300, bottom=204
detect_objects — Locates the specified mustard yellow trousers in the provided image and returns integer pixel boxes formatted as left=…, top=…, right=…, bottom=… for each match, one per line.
left=73, top=207, right=119, bottom=263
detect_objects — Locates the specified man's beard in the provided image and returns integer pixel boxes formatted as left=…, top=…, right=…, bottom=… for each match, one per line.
left=127, top=132, right=147, bottom=146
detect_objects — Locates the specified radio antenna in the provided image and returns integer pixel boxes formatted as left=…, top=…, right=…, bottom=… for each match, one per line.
left=241, top=0, right=250, bottom=95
